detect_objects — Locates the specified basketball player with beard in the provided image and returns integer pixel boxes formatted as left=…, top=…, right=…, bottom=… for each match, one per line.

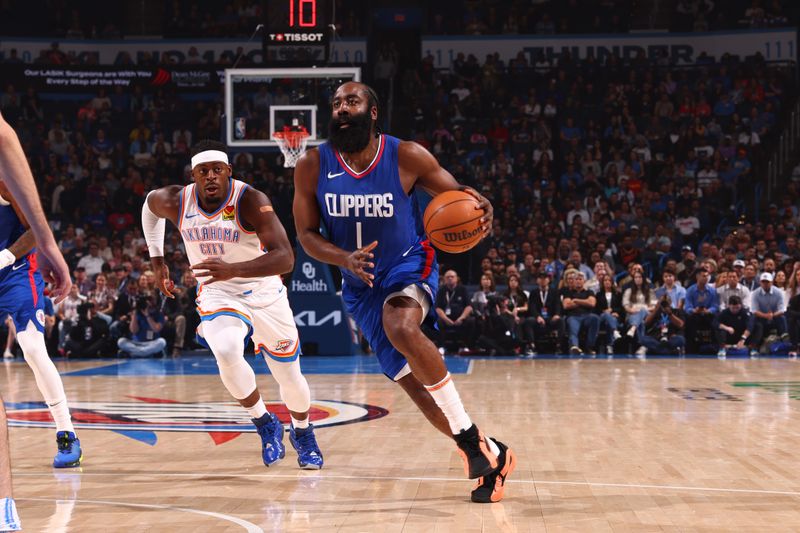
left=143, top=140, right=323, bottom=469
left=293, top=82, right=515, bottom=503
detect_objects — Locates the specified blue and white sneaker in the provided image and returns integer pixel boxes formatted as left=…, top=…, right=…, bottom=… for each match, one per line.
left=0, top=497, right=21, bottom=531
left=253, top=413, right=285, bottom=466
left=53, top=431, right=82, bottom=468
left=289, top=424, right=323, bottom=470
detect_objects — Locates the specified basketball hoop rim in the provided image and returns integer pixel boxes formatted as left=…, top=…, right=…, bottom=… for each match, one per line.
left=273, top=130, right=310, bottom=150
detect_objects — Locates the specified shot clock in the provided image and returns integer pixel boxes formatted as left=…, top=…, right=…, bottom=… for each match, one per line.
left=263, top=0, right=332, bottom=64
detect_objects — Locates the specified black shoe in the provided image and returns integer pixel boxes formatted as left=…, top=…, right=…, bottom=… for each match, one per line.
left=454, top=424, right=499, bottom=479
left=471, top=438, right=516, bottom=503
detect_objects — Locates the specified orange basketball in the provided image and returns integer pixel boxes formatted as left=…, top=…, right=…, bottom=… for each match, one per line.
left=423, top=190, right=485, bottom=253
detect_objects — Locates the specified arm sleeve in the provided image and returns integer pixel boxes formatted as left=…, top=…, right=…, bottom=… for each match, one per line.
left=141, top=191, right=165, bottom=258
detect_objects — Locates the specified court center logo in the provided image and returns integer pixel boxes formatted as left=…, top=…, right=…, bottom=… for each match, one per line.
left=6, top=396, right=388, bottom=446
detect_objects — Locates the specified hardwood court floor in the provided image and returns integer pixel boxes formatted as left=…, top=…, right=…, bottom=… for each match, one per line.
left=4, top=355, right=800, bottom=532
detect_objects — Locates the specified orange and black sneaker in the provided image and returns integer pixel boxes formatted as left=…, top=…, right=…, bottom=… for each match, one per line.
left=471, top=439, right=516, bottom=503
left=454, top=424, right=499, bottom=479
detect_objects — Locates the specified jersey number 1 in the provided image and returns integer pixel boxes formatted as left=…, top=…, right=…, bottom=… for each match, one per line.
left=356, top=222, right=362, bottom=249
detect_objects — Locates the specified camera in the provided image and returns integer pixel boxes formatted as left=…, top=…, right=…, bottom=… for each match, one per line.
left=136, top=297, right=151, bottom=312
left=659, top=296, right=672, bottom=311
left=77, top=302, right=94, bottom=318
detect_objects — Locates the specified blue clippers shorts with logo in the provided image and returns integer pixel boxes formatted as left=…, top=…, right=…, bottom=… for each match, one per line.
left=0, top=256, right=46, bottom=334
left=341, top=241, right=439, bottom=380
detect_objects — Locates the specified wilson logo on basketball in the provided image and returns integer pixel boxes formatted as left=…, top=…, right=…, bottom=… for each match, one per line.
left=5, top=396, right=388, bottom=446
left=442, top=226, right=483, bottom=243
left=222, top=205, right=235, bottom=221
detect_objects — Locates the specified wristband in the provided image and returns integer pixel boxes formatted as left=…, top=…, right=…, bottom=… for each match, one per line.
left=0, top=248, right=15, bottom=269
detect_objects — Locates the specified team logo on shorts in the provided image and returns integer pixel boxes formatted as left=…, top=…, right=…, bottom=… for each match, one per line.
left=5, top=396, right=388, bottom=446
left=273, top=339, right=294, bottom=352
left=222, top=205, right=236, bottom=221
left=35, top=309, right=45, bottom=326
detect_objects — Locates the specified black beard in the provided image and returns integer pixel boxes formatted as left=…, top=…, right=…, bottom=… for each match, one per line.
left=328, top=112, right=374, bottom=153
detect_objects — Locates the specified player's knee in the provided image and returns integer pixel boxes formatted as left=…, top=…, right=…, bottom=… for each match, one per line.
left=383, top=314, right=420, bottom=349
left=206, top=337, right=244, bottom=368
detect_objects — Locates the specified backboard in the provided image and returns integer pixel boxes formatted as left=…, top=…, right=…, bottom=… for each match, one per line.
left=223, top=67, right=361, bottom=148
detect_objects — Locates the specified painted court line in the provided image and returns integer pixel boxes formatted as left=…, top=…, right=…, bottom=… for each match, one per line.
left=15, top=471, right=800, bottom=498
left=18, top=497, right=264, bottom=532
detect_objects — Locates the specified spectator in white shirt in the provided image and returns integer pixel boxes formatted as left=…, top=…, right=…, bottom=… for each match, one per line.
left=76, top=242, right=105, bottom=278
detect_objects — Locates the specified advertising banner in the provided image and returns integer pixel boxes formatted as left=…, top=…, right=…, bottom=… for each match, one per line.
left=288, top=243, right=359, bottom=356
left=1, top=29, right=794, bottom=70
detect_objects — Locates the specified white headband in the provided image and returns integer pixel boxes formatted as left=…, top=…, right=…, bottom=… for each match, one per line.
left=191, top=150, right=229, bottom=169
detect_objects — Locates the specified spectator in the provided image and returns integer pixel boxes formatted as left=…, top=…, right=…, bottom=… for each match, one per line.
left=714, top=295, right=754, bottom=358
left=595, top=275, right=623, bottom=355
left=64, top=303, right=112, bottom=357
left=156, top=285, right=187, bottom=357
left=741, top=263, right=759, bottom=291
left=655, top=268, right=686, bottom=309
left=117, top=295, right=167, bottom=358
left=86, top=273, right=115, bottom=324
left=716, top=268, right=752, bottom=311
left=638, top=294, right=687, bottom=356
left=622, top=270, right=656, bottom=339
left=786, top=268, right=800, bottom=357
left=506, top=274, right=535, bottom=355
left=749, top=272, right=789, bottom=354
left=56, top=284, right=86, bottom=351
left=583, top=260, right=607, bottom=294
left=434, top=269, right=474, bottom=353
left=76, top=242, right=105, bottom=278
left=519, top=255, right=540, bottom=286
left=684, top=267, right=720, bottom=352
left=530, top=271, right=565, bottom=352
left=471, top=273, right=499, bottom=338
left=70, top=267, right=93, bottom=296
left=490, top=258, right=508, bottom=285
left=561, top=270, right=600, bottom=356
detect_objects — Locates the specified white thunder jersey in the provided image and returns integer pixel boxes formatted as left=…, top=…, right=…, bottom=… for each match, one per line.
left=178, top=178, right=282, bottom=295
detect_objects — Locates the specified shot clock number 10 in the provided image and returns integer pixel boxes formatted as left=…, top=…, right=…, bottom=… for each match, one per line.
left=288, top=0, right=317, bottom=27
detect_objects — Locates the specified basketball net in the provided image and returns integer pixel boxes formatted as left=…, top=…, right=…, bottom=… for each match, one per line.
left=273, top=126, right=309, bottom=168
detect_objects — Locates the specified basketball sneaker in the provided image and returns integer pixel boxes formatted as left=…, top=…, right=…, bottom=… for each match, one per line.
left=470, top=439, right=516, bottom=503
left=454, top=424, right=499, bottom=479
left=253, top=413, right=285, bottom=466
left=289, top=424, right=324, bottom=469
left=0, top=497, right=21, bottom=531
left=53, top=431, right=82, bottom=468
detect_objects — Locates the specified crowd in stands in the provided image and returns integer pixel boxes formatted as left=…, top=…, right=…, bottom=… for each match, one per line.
left=1, top=7, right=799, bottom=357
left=432, top=260, right=800, bottom=358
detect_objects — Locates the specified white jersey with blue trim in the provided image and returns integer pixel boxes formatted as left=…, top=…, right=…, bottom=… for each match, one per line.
left=178, top=178, right=282, bottom=295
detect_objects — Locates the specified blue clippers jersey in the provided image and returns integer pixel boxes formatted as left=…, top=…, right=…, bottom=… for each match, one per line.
left=317, top=134, right=427, bottom=287
left=0, top=199, right=38, bottom=285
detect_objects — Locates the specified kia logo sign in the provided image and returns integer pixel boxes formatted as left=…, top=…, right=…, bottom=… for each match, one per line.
left=294, top=310, right=342, bottom=327
left=302, top=262, right=316, bottom=279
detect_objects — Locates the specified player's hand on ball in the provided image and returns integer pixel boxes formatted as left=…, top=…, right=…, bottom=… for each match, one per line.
left=192, top=257, right=238, bottom=284
left=345, top=240, right=377, bottom=288
left=461, top=186, right=493, bottom=236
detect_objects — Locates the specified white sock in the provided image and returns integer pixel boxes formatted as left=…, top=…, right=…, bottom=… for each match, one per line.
left=0, top=497, right=21, bottom=531
left=424, top=373, right=473, bottom=434
left=245, top=397, right=268, bottom=420
left=48, top=399, right=74, bottom=433
left=291, top=415, right=309, bottom=430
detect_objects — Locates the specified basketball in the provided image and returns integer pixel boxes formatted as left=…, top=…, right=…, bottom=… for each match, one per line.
left=423, top=190, right=485, bottom=253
